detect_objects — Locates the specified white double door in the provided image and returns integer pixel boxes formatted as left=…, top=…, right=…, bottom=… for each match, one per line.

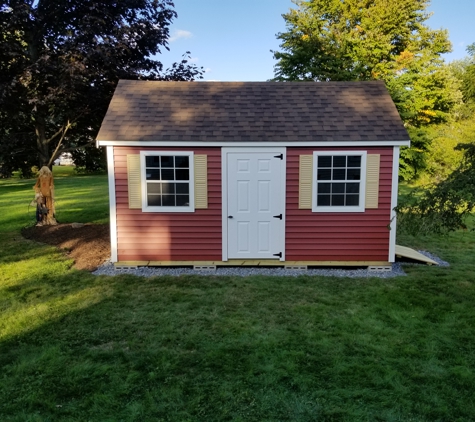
left=224, top=148, right=285, bottom=260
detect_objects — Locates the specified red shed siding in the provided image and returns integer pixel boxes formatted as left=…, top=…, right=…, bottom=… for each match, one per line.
left=113, top=146, right=394, bottom=263
left=285, top=147, right=393, bottom=261
left=114, top=147, right=222, bottom=261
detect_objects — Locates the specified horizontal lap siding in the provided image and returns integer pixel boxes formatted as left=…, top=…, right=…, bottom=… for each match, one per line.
left=114, top=147, right=222, bottom=261
left=286, top=147, right=393, bottom=261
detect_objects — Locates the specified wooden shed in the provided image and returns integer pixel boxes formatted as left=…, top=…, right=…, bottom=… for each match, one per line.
left=96, top=80, right=410, bottom=267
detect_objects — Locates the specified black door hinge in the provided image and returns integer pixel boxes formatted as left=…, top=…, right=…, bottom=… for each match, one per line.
left=273, top=252, right=282, bottom=258
left=273, top=214, right=282, bottom=220
left=274, top=153, right=283, bottom=160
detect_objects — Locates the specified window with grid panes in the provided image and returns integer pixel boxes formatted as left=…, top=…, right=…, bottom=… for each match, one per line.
left=312, top=152, right=366, bottom=212
left=141, top=152, right=194, bottom=212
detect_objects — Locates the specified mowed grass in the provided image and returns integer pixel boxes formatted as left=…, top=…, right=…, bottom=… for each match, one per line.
left=1, top=174, right=475, bottom=421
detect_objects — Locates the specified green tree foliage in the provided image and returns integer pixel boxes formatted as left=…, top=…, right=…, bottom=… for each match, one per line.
left=397, top=142, right=475, bottom=234
left=399, top=128, right=432, bottom=181
left=274, top=0, right=449, bottom=83
left=463, top=43, right=475, bottom=102
left=419, top=46, right=475, bottom=184
left=273, top=0, right=462, bottom=180
left=397, top=43, right=475, bottom=233
left=0, top=0, right=202, bottom=175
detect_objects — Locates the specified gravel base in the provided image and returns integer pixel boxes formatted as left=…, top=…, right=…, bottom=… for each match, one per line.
left=93, top=261, right=403, bottom=278
left=92, top=251, right=448, bottom=278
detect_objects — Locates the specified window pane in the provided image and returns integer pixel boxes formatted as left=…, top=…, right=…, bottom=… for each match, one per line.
left=144, top=153, right=192, bottom=209
left=346, top=195, right=359, bottom=206
left=161, top=156, right=174, bottom=168
left=147, top=195, right=161, bottom=206
left=176, top=169, right=189, bottom=181
left=333, top=156, right=346, bottom=167
left=161, top=169, right=174, bottom=180
left=161, top=182, right=175, bottom=194
left=318, top=156, right=331, bottom=167
left=317, top=168, right=331, bottom=180
left=176, top=183, right=189, bottom=194
left=146, top=169, right=161, bottom=180
left=147, top=184, right=161, bottom=194
left=347, top=156, right=361, bottom=167
left=146, top=156, right=161, bottom=167
left=346, top=183, right=360, bottom=194
left=314, top=154, right=363, bottom=209
left=332, top=195, right=345, bottom=206
left=317, top=183, right=331, bottom=194
left=176, top=195, right=190, bottom=206
left=175, top=156, right=189, bottom=168
left=162, top=194, right=175, bottom=206
left=332, top=183, right=345, bottom=193
left=347, top=168, right=361, bottom=180
left=333, top=169, right=345, bottom=180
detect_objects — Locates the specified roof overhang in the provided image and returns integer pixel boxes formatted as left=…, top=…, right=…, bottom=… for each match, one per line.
left=96, top=140, right=411, bottom=148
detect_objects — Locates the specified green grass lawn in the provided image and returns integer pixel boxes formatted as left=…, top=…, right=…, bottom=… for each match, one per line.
left=1, top=174, right=475, bottom=421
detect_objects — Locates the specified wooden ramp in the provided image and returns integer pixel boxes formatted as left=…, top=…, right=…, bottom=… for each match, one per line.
left=395, top=245, right=438, bottom=265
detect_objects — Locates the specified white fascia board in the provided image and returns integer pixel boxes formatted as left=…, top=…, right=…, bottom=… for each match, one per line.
left=96, top=140, right=411, bottom=148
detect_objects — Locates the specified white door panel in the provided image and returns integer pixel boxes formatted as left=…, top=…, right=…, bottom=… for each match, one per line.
left=226, top=150, right=285, bottom=259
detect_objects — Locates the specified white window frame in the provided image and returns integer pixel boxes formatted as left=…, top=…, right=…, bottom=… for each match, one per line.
left=312, top=151, right=367, bottom=213
left=140, top=151, right=195, bottom=213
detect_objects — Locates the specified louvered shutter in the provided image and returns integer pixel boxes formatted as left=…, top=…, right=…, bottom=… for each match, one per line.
left=299, top=155, right=313, bottom=209
left=194, top=154, right=208, bottom=209
left=127, top=154, right=142, bottom=209
left=365, top=154, right=380, bottom=209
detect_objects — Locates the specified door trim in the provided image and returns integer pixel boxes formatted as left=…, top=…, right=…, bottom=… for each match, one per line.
left=222, top=147, right=286, bottom=261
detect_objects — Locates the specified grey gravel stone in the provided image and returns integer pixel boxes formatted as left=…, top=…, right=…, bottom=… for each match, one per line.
left=93, top=261, right=405, bottom=278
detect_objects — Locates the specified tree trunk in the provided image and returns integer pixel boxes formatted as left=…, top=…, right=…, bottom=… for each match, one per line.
left=35, top=114, right=51, bottom=168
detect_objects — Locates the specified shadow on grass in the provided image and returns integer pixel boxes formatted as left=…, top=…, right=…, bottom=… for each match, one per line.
left=1, top=266, right=475, bottom=420
left=0, top=232, right=66, bottom=265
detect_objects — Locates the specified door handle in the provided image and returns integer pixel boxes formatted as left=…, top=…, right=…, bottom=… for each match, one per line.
left=228, top=216, right=233, bottom=219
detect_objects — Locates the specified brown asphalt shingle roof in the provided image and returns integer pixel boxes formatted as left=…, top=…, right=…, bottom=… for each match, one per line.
left=96, top=80, right=409, bottom=143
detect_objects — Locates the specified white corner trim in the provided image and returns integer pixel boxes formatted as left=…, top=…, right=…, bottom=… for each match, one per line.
left=107, top=146, right=118, bottom=263
left=97, top=140, right=411, bottom=148
left=388, top=146, right=400, bottom=263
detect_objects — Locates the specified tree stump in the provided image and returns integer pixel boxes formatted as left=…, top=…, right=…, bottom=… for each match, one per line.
left=33, top=166, right=57, bottom=226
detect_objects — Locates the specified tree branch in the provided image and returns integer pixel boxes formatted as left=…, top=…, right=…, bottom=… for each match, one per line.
left=47, top=120, right=72, bottom=167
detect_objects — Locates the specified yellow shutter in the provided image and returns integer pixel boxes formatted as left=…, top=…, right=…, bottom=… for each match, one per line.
left=194, top=154, right=208, bottom=209
left=365, top=154, right=380, bottom=209
left=299, top=155, right=313, bottom=209
left=127, top=154, right=142, bottom=209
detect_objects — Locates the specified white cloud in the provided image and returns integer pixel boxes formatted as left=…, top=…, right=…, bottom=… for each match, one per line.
left=170, top=30, right=193, bottom=42
left=188, top=57, right=199, bottom=63
left=204, top=68, right=212, bottom=73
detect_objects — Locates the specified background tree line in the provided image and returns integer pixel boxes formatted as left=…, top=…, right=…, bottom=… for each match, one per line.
left=273, top=0, right=475, bottom=233
left=0, top=0, right=202, bottom=178
left=1, top=0, right=474, bottom=232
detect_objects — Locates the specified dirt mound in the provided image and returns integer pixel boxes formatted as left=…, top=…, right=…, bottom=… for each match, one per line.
left=22, top=223, right=110, bottom=271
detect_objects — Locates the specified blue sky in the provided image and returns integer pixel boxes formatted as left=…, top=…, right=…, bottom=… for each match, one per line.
left=160, top=0, right=475, bottom=81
